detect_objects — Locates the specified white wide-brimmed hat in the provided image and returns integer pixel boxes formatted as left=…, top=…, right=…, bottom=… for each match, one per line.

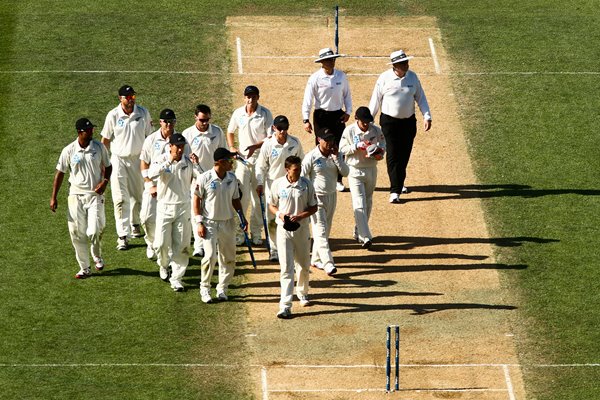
left=315, top=47, right=341, bottom=63
left=388, top=50, right=413, bottom=64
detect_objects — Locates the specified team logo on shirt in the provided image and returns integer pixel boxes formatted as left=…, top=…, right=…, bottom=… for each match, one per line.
left=315, top=159, right=323, bottom=167
left=117, top=118, right=125, bottom=127
left=271, top=149, right=280, bottom=158
left=279, top=189, right=289, bottom=199
left=72, top=154, right=82, bottom=164
left=209, top=181, right=217, bottom=190
left=154, top=142, right=162, bottom=151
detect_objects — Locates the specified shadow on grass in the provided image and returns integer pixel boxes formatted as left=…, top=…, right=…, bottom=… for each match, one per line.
left=373, top=183, right=600, bottom=202
left=330, top=235, right=559, bottom=251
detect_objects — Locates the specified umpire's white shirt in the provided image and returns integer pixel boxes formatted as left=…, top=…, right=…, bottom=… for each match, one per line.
left=227, top=105, right=273, bottom=159
left=148, top=154, right=194, bottom=205
left=194, top=169, right=240, bottom=221
left=270, top=176, right=317, bottom=228
left=182, top=124, right=227, bottom=174
left=302, top=68, right=352, bottom=120
left=101, top=104, right=153, bottom=157
left=301, top=146, right=349, bottom=195
left=369, top=69, right=431, bottom=120
left=255, top=135, right=304, bottom=186
left=56, top=139, right=111, bottom=195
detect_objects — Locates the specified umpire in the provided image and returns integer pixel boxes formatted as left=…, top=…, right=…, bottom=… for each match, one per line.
left=302, top=47, right=352, bottom=192
left=369, top=50, right=432, bottom=204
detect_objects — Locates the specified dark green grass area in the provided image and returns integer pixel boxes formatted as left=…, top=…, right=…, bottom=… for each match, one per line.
left=2, top=0, right=600, bottom=399
left=410, top=1, right=600, bottom=398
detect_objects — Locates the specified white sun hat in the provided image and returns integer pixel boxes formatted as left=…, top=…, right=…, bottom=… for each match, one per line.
left=388, top=50, right=413, bottom=64
left=314, top=47, right=341, bottom=63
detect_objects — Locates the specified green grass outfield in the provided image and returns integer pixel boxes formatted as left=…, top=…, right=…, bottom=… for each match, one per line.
left=0, top=1, right=598, bottom=399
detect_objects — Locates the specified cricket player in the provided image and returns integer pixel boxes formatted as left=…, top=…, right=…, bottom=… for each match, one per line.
left=147, top=133, right=195, bottom=292
left=50, top=118, right=112, bottom=279
left=339, top=107, right=386, bottom=249
left=302, top=47, right=352, bottom=192
left=182, top=104, right=227, bottom=258
left=301, top=128, right=349, bottom=276
left=194, top=148, right=246, bottom=303
left=269, top=156, right=318, bottom=319
left=227, top=85, right=273, bottom=246
left=369, top=50, right=431, bottom=203
left=140, top=108, right=178, bottom=260
left=101, top=85, right=153, bottom=250
left=255, top=115, right=304, bottom=262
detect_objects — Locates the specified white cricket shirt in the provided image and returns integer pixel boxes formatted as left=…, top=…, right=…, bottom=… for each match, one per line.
left=194, top=169, right=240, bottom=221
left=269, top=175, right=317, bottom=228
left=255, top=134, right=304, bottom=186
left=339, top=122, right=386, bottom=168
left=182, top=123, right=227, bottom=174
left=301, top=146, right=349, bottom=195
left=56, top=139, right=111, bottom=195
left=227, top=104, right=273, bottom=158
left=101, top=104, right=153, bottom=157
left=148, top=153, right=195, bottom=205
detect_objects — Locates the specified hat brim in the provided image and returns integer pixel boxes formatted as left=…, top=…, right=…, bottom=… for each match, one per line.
left=315, top=54, right=342, bottom=63
left=388, top=55, right=414, bottom=65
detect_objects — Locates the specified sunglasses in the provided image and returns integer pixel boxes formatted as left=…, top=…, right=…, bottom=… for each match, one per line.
left=161, top=119, right=176, bottom=124
left=198, top=118, right=210, bottom=123
left=121, top=95, right=136, bottom=100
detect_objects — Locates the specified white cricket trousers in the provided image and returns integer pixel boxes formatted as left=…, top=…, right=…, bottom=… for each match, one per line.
left=110, top=154, right=143, bottom=237
left=199, top=218, right=237, bottom=292
left=348, top=166, right=377, bottom=242
left=310, top=192, right=337, bottom=268
left=154, top=202, right=191, bottom=284
left=234, top=158, right=262, bottom=239
left=140, top=189, right=157, bottom=249
left=67, top=193, right=105, bottom=273
left=277, top=224, right=311, bottom=309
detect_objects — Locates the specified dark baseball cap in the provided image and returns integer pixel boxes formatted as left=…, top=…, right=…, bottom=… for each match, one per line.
left=160, top=108, right=176, bottom=120
left=169, top=133, right=186, bottom=146
left=316, top=128, right=336, bottom=141
left=75, top=118, right=95, bottom=132
left=213, top=147, right=236, bottom=161
left=273, top=115, right=289, bottom=130
left=118, top=85, right=136, bottom=96
left=243, top=85, right=259, bottom=96
left=355, top=106, right=374, bottom=122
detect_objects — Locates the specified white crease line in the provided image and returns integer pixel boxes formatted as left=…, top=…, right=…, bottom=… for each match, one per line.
left=236, top=37, right=243, bottom=74
left=428, top=37, right=441, bottom=74
left=503, top=365, right=517, bottom=400
left=268, top=388, right=508, bottom=393
left=261, top=366, right=269, bottom=400
left=1, top=70, right=599, bottom=76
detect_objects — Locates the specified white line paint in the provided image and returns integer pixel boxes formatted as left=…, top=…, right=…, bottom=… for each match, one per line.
left=1, top=70, right=600, bottom=77
left=236, top=37, right=243, bottom=74
left=1, top=362, right=598, bottom=368
left=269, top=388, right=508, bottom=393
left=261, top=367, right=269, bottom=400
left=503, top=365, right=517, bottom=400
left=428, top=37, right=441, bottom=74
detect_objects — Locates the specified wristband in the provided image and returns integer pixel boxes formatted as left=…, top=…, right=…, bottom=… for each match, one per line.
left=194, top=215, right=203, bottom=224
left=303, top=119, right=310, bottom=124
left=141, top=169, right=148, bottom=178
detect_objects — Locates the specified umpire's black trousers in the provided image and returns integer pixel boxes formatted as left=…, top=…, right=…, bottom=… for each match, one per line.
left=379, top=113, right=417, bottom=194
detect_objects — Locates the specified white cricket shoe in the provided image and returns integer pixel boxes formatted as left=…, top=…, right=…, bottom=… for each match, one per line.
left=324, top=264, right=337, bottom=276
left=159, top=267, right=169, bottom=281
left=298, top=295, right=311, bottom=307
left=217, top=290, right=228, bottom=301
left=336, top=182, right=346, bottom=192
left=200, top=288, right=213, bottom=304
left=276, top=307, right=292, bottom=319
left=93, top=257, right=104, bottom=271
left=389, top=193, right=400, bottom=204
left=146, top=245, right=155, bottom=260
left=116, top=236, right=128, bottom=250
left=401, top=186, right=410, bottom=194
left=171, top=280, right=184, bottom=292
left=75, top=269, right=91, bottom=279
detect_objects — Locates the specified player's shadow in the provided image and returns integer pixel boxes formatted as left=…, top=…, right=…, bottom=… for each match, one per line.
left=373, top=183, right=600, bottom=202
left=295, top=300, right=517, bottom=318
left=331, top=235, right=559, bottom=252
